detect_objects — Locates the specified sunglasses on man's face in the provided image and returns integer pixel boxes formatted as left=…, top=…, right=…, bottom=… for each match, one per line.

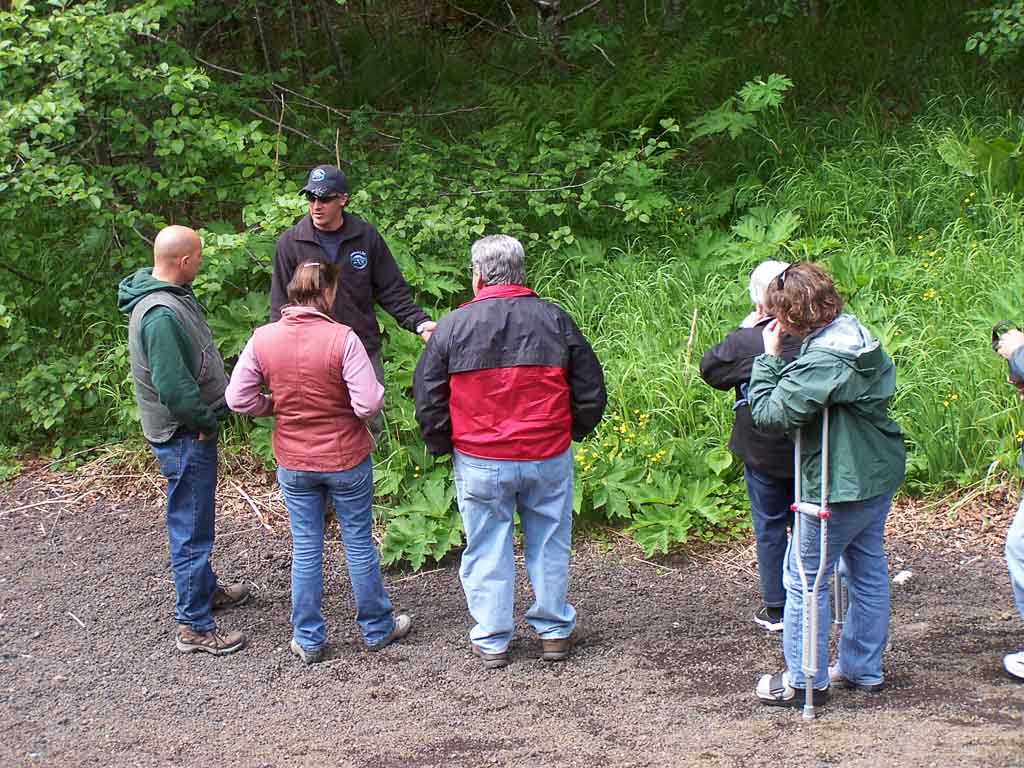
left=305, top=193, right=340, bottom=204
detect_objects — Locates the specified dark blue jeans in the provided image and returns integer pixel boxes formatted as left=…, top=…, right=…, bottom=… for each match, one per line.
left=150, top=434, right=219, bottom=632
left=743, top=466, right=794, bottom=609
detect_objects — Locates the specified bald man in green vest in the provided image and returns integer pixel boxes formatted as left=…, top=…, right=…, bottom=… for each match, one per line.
left=118, top=225, right=249, bottom=656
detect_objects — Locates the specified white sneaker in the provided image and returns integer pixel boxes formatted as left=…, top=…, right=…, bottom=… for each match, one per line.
left=1003, top=651, right=1024, bottom=681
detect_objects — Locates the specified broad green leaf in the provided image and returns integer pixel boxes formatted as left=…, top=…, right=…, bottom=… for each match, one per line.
left=705, top=447, right=733, bottom=476
left=936, top=134, right=976, bottom=176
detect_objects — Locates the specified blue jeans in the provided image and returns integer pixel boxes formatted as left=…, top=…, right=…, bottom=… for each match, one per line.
left=277, top=457, right=395, bottom=651
left=743, top=466, right=794, bottom=609
left=783, top=491, right=893, bottom=690
left=453, top=448, right=576, bottom=654
left=1007, top=497, right=1024, bottom=620
left=150, top=434, right=219, bottom=632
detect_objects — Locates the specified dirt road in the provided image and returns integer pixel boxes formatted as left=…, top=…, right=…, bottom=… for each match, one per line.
left=2, top=471, right=1022, bottom=767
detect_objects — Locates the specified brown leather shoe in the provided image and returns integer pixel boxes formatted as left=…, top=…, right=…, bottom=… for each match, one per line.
left=541, top=629, right=578, bottom=661
left=472, top=644, right=510, bottom=669
left=175, top=625, right=247, bottom=656
left=211, top=582, right=251, bottom=611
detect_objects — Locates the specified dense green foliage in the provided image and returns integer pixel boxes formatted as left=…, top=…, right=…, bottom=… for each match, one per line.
left=2, top=0, right=1023, bottom=565
left=967, top=1, right=1024, bottom=59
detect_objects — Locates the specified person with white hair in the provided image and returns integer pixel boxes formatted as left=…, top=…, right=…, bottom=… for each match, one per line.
left=700, top=260, right=801, bottom=632
left=413, top=235, right=606, bottom=668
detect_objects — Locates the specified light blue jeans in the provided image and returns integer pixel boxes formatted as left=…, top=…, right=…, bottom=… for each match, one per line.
left=453, top=448, right=576, bottom=654
left=277, top=457, right=395, bottom=651
left=1006, top=497, right=1024, bottom=619
left=783, top=490, right=894, bottom=690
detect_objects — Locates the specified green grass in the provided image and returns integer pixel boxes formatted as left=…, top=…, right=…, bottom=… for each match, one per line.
left=524, top=96, right=1024, bottom=496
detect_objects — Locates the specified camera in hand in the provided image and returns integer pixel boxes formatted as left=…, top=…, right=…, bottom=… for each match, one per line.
left=994, top=321, right=1024, bottom=385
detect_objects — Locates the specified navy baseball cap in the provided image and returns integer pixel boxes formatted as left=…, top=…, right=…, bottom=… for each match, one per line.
left=300, top=165, right=348, bottom=197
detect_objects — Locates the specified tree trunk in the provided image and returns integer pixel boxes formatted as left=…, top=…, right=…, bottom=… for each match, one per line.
left=317, top=0, right=348, bottom=81
left=360, top=0, right=379, bottom=46
left=808, top=0, right=825, bottom=30
left=533, top=1, right=567, bottom=70
left=288, top=0, right=307, bottom=80
left=252, top=5, right=277, bottom=73
left=662, top=0, right=684, bottom=30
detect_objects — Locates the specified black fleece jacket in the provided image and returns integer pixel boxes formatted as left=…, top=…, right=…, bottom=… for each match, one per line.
left=270, top=213, right=429, bottom=357
left=699, top=317, right=801, bottom=478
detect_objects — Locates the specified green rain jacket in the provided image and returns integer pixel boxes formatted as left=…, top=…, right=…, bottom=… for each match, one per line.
left=748, top=314, right=905, bottom=505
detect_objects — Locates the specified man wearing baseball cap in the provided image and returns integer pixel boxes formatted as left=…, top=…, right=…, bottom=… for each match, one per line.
left=270, top=164, right=436, bottom=442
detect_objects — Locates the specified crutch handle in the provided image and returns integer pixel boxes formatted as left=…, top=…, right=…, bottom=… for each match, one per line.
left=790, top=502, right=831, bottom=519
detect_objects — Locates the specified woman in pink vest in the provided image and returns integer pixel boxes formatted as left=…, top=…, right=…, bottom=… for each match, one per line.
left=226, top=256, right=411, bottom=664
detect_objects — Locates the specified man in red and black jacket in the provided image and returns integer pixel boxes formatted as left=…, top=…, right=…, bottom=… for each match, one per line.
left=414, top=235, right=605, bottom=669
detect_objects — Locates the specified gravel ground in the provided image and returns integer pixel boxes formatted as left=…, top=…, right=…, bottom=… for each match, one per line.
left=2, top=472, right=1023, bottom=768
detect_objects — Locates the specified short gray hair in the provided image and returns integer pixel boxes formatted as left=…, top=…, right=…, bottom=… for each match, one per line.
left=470, top=235, right=526, bottom=286
left=749, top=259, right=790, bottom=306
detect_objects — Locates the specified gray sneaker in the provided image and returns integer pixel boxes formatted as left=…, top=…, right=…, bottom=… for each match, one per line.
left=290, top=639, right=325, bottom=665
left=367, top=614, right=412, bottom=651
left=175, top=625, right=247, bottom=656
left=211, top=582, right=251, bottom=611
left=829, top=665, right=884, bottom=692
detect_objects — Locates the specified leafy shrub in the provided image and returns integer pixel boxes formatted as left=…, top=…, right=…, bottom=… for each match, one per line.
left=966, top=1, right=1024, bottom=60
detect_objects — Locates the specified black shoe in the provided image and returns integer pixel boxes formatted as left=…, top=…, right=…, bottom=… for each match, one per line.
left=753, top=606, right=784, bottom=632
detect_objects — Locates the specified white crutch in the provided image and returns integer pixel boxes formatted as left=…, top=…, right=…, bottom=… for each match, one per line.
left=791, top=407, right=831, bottom=721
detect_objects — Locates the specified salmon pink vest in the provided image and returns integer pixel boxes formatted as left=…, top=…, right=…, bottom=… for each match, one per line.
left=251, top=309, right=372, bottom=471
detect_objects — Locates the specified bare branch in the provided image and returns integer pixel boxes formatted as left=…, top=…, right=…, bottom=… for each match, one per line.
left=504, top=0, right=528, bottom=37
left=445, top=1, right=536, bottom=40
left=0, top=260, right=44, bottom=286
left=563, top=0, right=604, bottom=23
left=592, top=42, right=615, bottom=67
left=144, top=31, right=485, bottom=122
left=243, top=106, right=336, bottom=157
left=131, top=224, right=154, bottom=246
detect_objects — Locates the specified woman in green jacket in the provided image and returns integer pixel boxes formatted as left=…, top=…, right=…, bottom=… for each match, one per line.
left=748, top=262, right=905, bottom=709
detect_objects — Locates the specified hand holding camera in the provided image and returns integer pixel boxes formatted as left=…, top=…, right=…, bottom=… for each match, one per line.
left=993, top=322, right=1024, bottom=396
left=762, top=319, right=785, bottom=357
left=996, top=327, right=1024, bottom=361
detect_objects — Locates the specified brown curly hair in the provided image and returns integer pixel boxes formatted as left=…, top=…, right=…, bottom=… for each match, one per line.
left=763, top=262, right=844, bottom=338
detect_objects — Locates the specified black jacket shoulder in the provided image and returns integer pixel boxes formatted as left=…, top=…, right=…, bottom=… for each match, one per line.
left=699, top=318, right=800, bottom=478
